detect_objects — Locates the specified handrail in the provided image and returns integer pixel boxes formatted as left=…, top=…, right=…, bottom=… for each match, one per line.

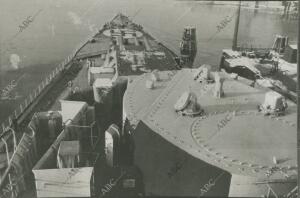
left=286, top=186, right=298, bottom=198
left=0, top=28, right=100, bottom=136
left=0, top=26, right=102, bottom=198
left=68, top=121, right=96, bottom=147
left=0, top=133, right=34, bottom=191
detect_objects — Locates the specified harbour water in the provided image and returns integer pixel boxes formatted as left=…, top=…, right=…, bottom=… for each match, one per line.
left=0, top=0, right=297, bottom=125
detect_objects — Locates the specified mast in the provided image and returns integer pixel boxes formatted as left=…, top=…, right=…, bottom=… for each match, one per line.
left=232, top=0, right=241, bottom=50
left=297, top=0, right=300, bottom=196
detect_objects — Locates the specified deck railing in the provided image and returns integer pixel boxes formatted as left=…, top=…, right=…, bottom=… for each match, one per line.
left=0, top=28, right=102, bottom=197
left=286, top=186, right=298, bottom=198
left=0, top=28, right=101, bottom=136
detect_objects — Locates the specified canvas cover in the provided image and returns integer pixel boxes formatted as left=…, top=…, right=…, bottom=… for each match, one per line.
left=33, top=167, right=94, bottom=197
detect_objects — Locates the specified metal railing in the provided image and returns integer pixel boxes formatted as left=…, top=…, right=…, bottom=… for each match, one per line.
left=0, top=28, right=101, bottom=136
left=0, top=27, right=101, bottom=195
left=286, top=186, right=298, bottom=198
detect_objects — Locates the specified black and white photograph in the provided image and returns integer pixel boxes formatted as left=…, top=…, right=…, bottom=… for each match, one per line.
left=0, top=0, right=298, bottom=197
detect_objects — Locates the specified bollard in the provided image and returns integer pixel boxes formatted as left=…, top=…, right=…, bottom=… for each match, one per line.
left=25, top=99, right=28, bottom=107
left=14, top=110, right=17, bottom=118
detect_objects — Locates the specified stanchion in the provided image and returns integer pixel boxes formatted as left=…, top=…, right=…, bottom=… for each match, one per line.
left=20, top=104, right=23, bottom=112
left=1, top=123, right=5, bottom=133
left=8, top=117, right=12, bottom=126
left=29, top=94, right=33, bottom=102
left=5, top=127, right=17, bottom=151
left=297, top=0, right=300, bottom=196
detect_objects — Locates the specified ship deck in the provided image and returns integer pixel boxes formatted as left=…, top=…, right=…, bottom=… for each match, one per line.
left=75, top=14, right=179, bottom=77
left=16, top=13, right=180, bottom=127
left=14, top=13, right=180, bottom=198
left=222, top=49, right=297, bottom=93
left=124, top=69, right=297, bottom=180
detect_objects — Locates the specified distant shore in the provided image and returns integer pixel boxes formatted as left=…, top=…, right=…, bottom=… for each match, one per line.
left=175, top=0, right=299, bottom=18
left=176, top=0, right=287, bottom=14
